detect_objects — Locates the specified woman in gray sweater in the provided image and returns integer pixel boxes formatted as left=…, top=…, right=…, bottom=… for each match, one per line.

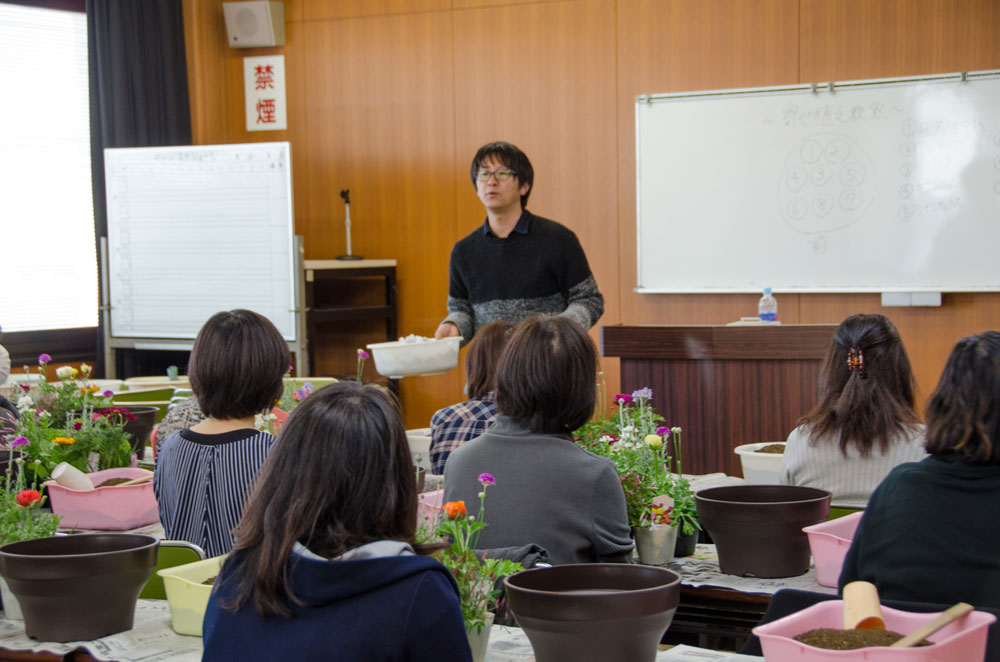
left=443, top=315, right=633, bottom=565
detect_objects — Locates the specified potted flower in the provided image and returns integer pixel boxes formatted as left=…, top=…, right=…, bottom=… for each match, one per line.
left=15, top=355, right=115, bottom=428
left=435, top=473, right=522, bottom=662
left=574, top=386, right=701, bottom=563
left=663, top=426, right=701, bottom=557
left=0, top=449, right=61, bottom=619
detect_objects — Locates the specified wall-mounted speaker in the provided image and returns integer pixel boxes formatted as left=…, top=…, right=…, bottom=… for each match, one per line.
left=222, top=1, right=285, bottom=48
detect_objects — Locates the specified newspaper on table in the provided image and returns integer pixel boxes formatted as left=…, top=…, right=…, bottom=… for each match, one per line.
left=0, top=600, right=201, bottom=662
left=485, top=627, right=763, bottom=661
left=669, top=544, right=838, bottom=596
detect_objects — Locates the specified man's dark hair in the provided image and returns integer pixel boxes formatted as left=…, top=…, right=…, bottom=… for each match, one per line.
left=798, top=313, right=920, bottom=456
left=925, top=331, right=1000, bottom=464
left=495, top=315, right=596, bottom=434
left=465, top=321, right=515, bottom=399
left=469, top=141, right=534, bottom=208
left=226, top=382, right=439, bottom=618
left=188, top=309, right=288, bottom=420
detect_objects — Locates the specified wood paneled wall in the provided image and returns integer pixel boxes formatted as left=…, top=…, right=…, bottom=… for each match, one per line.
left=181, top=0, right=1000, bottom=433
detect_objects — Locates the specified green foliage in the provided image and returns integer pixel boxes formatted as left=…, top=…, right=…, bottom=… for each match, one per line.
left=434, top=477, right=524, bottom=634
left=0, top=451, right=60, bottom=546
left=574, top=385, right=701, bottom=533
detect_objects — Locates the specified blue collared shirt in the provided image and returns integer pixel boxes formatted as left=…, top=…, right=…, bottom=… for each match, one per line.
left=481, top=210, right=532, bottom=237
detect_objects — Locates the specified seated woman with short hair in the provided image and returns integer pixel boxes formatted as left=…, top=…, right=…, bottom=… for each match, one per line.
left=429, top=320, right=514, bottom=474
left=202, top=382, right=470, bottom=661
left=443, top=315, right=633, bottom=565
left=153, top=309, right=288, bottom=557
left=838, top=331, right=1000, bottom=610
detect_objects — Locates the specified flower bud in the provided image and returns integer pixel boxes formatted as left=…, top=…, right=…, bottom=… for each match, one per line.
left=644, top=434, right=663, bottom=449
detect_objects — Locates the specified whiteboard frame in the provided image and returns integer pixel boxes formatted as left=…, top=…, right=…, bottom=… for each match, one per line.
left=635, top=69, right=1000, bottom=294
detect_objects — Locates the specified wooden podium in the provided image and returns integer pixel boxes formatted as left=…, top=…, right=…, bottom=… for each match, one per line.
left=602, top=324, right=836, bottom=477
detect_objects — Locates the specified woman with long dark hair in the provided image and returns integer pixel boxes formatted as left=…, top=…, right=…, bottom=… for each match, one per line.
left=780, top=314, right=925, bottom=507
left=202, top=382, right=470, bottom=661
left=839, top=331, right=1000, bottom=609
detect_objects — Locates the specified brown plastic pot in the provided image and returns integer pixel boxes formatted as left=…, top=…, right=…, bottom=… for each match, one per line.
left=69, top=406, right=159, bottom=456
left=0, top=534, right=158, bottom=642
left=504, top=563, right=680, bottom=662
left=695, top=485, right=830, bottom=578
left=117, top=406, right=159, bottom=455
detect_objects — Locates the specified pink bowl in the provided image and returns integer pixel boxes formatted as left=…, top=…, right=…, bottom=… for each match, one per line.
left=803, top=511, right=864, bottom=587
left=45, top=468, right=159, bottom=531
left=754, top=600, right=996, bottom=661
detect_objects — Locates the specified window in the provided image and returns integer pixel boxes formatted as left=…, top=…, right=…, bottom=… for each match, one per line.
left=1, top=2, right=96, bottom=333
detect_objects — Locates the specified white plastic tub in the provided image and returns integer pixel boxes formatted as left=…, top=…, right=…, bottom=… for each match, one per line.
left=406, top=428, right=432, bottom=470
left=367, top=336, right=461, bottom=378
left=734, top=442, right=786, bottom=484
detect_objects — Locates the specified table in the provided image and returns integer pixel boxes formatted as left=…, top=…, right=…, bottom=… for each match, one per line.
left=0, top=608, right=763, bottom=662
left=664, top=544, right=836, bottom=651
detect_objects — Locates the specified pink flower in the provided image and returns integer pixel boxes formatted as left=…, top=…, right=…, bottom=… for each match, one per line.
left=478, top=472, right=496, bottom=486
left=37, top=353, right=52, bottom=365
left=102, top=390, right=114, bottom=397
left=73, top=422, right=83, bottom=430
left=11, top=436, right=29, bottom=448
left=656, top=426, right=670, bottom=436
left=613, top=393, right=632, bottom=404
left=357, top=349, right=370, bottom=359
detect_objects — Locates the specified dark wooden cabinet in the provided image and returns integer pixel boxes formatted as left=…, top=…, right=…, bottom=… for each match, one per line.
left=304, top=260, right=397, bottom=377
left=602, top=324, right=836, bottom=477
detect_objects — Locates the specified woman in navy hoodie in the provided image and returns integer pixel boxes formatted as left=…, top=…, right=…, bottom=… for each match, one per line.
left=202, top=382, right=471, bottom=662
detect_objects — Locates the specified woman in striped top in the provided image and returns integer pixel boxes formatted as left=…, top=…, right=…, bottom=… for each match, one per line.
left=153, top=309, right=288, bottom=557
left=780, top=314, right=926, bottom=508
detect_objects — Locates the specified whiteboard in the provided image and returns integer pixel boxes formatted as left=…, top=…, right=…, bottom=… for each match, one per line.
left=635, top=71, right=1000, bottom=293
left=104, top=142, right=296, bottom=339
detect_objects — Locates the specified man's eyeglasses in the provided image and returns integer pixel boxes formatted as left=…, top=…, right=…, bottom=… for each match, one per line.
left=477, top=169, right=516, bottom=182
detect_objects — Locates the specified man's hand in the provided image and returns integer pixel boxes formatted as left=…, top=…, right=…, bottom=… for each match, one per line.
left=434, top=322, right=460, bottom=339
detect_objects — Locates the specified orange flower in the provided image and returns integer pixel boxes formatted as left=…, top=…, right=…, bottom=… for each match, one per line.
left=443, top=500, right=466, bottom=520
left=51, top=437, right=76, bottom=445
left=16, top=490, right=42, bottom=507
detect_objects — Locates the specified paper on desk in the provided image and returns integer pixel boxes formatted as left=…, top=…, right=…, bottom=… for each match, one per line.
left=670, top=544, right=838, bottom=595
left=660, top=644, right=764, bottom=660
left=486, top=628, right=763, bottom=661
left=0, top=600, right=201, bottom=662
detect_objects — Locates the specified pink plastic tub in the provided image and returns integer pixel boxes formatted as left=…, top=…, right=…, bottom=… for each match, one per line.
left=45, top=468, right=159, bottom=531
left=754, top=600, right=996, bottom=661
left=417, top=489, right=443, bottom=531
left=803, top=511, right=864, bottom=587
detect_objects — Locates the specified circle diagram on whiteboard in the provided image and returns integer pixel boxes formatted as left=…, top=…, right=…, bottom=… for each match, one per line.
left=778, top=133, right=876, bottom=234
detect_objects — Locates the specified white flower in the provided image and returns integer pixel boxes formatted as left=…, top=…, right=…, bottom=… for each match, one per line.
left=55, top=366, right=78, bottom=380
left=16, top=395, right=34, bottom=413
left=671, top=426, right=682, bottom=434
left=253, top=412, right=278, bottom=432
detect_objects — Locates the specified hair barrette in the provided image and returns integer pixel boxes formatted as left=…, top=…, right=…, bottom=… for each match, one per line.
left=847, top=347, right=867, bottom=378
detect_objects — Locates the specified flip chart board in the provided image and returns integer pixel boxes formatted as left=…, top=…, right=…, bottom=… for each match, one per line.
left=635, top=71, right=1000, bottom=293
left=104, top=142, right=296, bottom=339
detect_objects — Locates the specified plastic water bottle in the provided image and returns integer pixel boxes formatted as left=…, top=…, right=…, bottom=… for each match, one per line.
left=758, top=288, right=777, bottom=322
